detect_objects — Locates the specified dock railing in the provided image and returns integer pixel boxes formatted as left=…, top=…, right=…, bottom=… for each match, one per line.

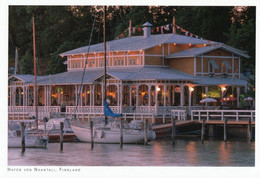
left=191, top=110, right=255, bottom=122
left=171, top=110, right=187, bottom=121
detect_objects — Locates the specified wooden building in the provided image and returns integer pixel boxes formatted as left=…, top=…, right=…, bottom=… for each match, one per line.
left=8, top=22, right=250, bottom=122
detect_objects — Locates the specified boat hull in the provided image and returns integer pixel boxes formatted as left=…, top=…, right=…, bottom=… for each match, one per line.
left=71, top=125, right=155, bottom=144
left=8, top=136, right=48, bottom=148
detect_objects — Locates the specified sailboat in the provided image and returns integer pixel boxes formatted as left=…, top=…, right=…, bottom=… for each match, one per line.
left=8, top=17, right=49, bottom=148
left=70, top=7, right=156, bottom=144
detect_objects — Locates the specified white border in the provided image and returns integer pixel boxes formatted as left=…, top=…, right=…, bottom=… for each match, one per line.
left=1, top=1, right=259, bottom=178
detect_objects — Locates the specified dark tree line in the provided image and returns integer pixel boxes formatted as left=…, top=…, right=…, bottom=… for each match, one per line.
left=8, top=6, right=255, bottom=75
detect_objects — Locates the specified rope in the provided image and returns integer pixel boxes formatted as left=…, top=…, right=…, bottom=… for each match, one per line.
left=72, top=11, right=98, bottom=119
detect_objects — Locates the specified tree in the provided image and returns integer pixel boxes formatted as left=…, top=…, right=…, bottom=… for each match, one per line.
left=225, top=6, right=255, bottom=74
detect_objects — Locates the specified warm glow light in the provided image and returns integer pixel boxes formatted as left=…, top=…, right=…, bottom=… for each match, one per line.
left=230, top=94, right=233, bottom=97
left=159, top=44, right=162, bottom=47
left=221, top=87, right=226, bottom=92
left=204, top=44, right=207, bottom=46
left=156, top=87, right=161, bottom=92
left=140, top=49, right=143, bottom=53
left=188, top=43, right=191, bottom=47
left=61, top=91, right=63, bottom=94
left=82, top=93, right=85, bottom=97
left=174, top=43, right=176, bottom=46
left=189, top=87, right=194, bottom=92
left=132, top=90, right=135, bottom=93
left=116, top=51, right=119, bottom=53
left=87, top=91, right=90, bottom=94
left=141, top=92, right=146, bottom=95
left=21, top=92, right=24, bottom=95
left=53, top=84, right=55, bottom=87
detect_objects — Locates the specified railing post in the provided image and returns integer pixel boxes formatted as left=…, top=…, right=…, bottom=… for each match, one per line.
left=191, top=110, right=193, bottom=121
left=207, top=111, right=209, bottom=121
left=236, top=111, right=239, bottom=122
left=221, top=111, right=224, bottom=121
left=199, top=111, right=201, bottom=121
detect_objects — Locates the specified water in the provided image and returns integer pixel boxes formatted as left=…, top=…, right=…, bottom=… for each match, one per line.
left=8, top=137, right=255, bottom=166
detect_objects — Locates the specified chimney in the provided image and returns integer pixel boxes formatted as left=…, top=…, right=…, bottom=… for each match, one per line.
left=142, top=22, right=153, bottom=38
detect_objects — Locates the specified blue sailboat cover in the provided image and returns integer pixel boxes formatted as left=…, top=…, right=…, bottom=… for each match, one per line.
left=104, top=100, right=122, bottom=118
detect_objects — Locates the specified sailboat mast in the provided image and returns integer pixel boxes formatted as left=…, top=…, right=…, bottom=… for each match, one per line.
left=103, top=6, right=107, bottom=124
left=33, top=17, right=38, bottom=129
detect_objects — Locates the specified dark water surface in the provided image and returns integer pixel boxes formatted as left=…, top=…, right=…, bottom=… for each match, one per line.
left=8, top=137, right=255, bottom=166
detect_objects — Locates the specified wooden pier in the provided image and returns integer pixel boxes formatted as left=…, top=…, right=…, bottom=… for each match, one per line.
left=153, top=109, right=255, bottom=140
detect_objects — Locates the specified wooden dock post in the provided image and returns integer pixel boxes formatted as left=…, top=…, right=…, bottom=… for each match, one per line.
left=201, top=117, right=205, bottom=143
left=90, top=120, right=94, bottom=149
left=20, top=122, right=25, bottom=152
left=224, top=117, right=227, bottom=142
left=172, top=115, right=176, bottom=144
left=248, top=117, right=252, bottom=141
left=144, top=119, right=148, bottom=145
left=60, top=122, right=64, bottom=152
left=120, top=118, right=123, bottom=148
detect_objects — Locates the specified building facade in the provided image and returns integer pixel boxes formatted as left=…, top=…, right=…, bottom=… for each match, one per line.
left=8, top=22, right=249, bottom=122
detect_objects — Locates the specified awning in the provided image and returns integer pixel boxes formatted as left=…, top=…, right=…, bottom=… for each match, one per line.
left=208, top=59, right=219, bottom=70
left=222, top=60, right=231, bottom=70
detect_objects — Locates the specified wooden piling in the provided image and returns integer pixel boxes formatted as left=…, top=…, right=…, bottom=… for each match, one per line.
left=201, top=117, right=205, bottom=143
left=60, top=122, right=64, bottom=151
left=20, top=122, right=25, bottom=152
left=144, top=119, right=148, bottom=145
left=90, top=120, right=94, bottom=149
left=248, top=117, right=252, bottom=141
left=120, top=118, right=123, bottom=148
left=224, top=117, right=227, bottom=142
left=171, top=116, right=176, bottom=144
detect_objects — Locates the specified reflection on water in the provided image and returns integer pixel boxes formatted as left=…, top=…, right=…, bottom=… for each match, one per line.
left=8, top=137, right=254, bottom=166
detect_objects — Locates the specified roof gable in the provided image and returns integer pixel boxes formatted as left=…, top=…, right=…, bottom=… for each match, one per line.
left=166, top=44, right=250, bottom=59
left=8, top=74, right=35, bottom=83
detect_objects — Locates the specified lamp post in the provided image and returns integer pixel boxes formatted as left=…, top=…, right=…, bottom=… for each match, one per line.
left=221, top=87, right=226, bottom=105
left=189, top=87, right=194, bottom=107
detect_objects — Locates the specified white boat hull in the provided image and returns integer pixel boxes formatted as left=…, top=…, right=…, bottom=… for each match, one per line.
left=71, top=125, right=156, bottom=144
left=8, top=136, right=48, bottom=148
